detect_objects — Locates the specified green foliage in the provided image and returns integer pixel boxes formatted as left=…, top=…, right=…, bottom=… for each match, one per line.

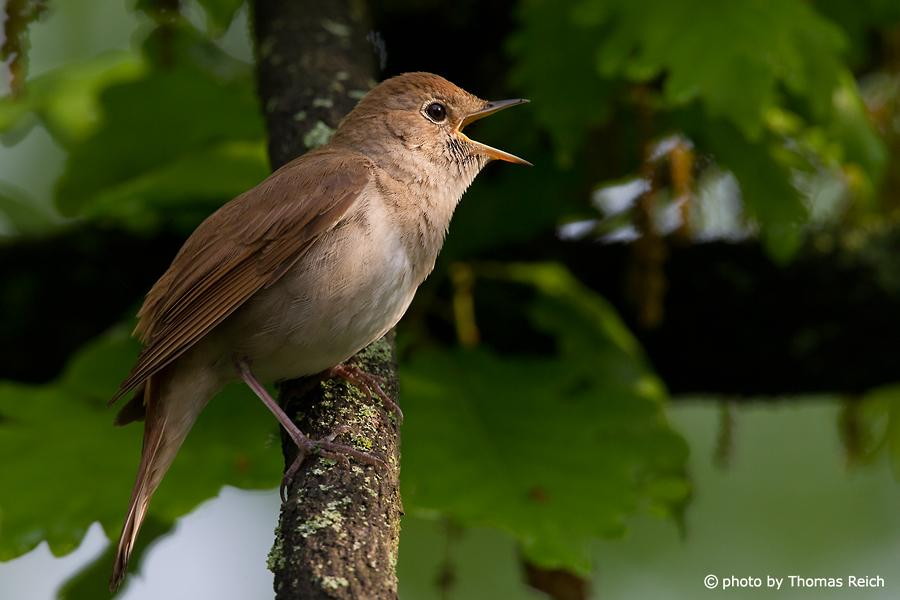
left=0, top=329, right=280, bottom=561
left=1, top=0, right=898, bottom=592
left=815, top=0, right=900, bottom=67
left=0, top=52, right=144, bottom=146
left=510, top=0, right=888, bottom=260
left=195, top=0, right=246, bottom=36
left=57, top=518, right=173, bottom=600
left=845, top=385, right=900, bottom=480
left=0, top=264, right=686, bottom=577
left=54, top=28, right=267, bottom=227
left=508, top=0, right=616, bottom=164
left=698, top=119, right=806, bottom=261
left=0, top=22, right=267, bottom=233
left=402, top=264, right=688, bottom=572
left=0, top=182, right=55, bottom=235
left=136, top=0, right=244, bottom=36
left=582, top=0, right=844, bottom=138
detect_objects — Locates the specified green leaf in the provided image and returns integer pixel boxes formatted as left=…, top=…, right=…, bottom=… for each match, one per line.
left=509, top=0, right=616, bottom=163
left=828, top=72, right=887, bottom=193
left=196, top=0, right=245, bottom=36
left=57, top=518, right=173, bottom=600
left=511, top=0, right=879, bottom=263
left=0, top=99, right=32, bottom=141
left=853, top=384, right=900, bottom=480
left=401, top=263, right=689, bottom=573
left=815, top=0, right=900, bottom=67
left=0, top=329, right=281, bottom=560
left=582, top=0, right=845, bottom=138
left=0, top=52, right=145, bottom=146
left=697, top=119, right=807, bottom=262
left=78, top=140, right=269, bottom=232
left=54, top=46, right=266, bottom=222
left=0, top=182, right=56, bottom=236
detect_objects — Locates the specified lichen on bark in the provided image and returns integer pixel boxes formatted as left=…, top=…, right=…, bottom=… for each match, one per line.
left=252, top=1, right=401, bottom=598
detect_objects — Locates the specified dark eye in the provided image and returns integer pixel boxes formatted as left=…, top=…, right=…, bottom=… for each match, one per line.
left=425, top=102, right=447, bottom=122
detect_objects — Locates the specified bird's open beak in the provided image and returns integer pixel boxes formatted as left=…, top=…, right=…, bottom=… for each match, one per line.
left=458, top=98, right=532, bottom=166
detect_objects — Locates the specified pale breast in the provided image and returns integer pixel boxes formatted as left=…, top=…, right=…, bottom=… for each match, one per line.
left=222, top=188, right=419, bottom=381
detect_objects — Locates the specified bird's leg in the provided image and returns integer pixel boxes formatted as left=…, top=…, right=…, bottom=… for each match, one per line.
left=326, top=362, right=404, bottom=424
left=234, top=358, right=385, bottom=501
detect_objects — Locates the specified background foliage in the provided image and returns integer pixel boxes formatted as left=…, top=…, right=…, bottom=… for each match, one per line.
left=2, top=0, right=900, bottom=598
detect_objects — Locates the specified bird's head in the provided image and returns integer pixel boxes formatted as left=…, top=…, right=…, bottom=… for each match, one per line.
left=332, top=72, right=530, bottom=179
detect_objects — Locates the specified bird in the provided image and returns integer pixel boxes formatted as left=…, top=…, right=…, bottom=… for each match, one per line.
left=107, top=71, right=529, bottom=591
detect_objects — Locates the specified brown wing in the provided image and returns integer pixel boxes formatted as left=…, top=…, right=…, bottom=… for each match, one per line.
left=111, top=148, right=373, bottom=402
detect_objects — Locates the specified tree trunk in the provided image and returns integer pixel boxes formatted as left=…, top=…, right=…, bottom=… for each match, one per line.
left=251, top=2, right=402, bottom=599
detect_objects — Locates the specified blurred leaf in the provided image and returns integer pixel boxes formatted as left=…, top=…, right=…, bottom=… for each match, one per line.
left=57, top=518, right=172, bottom=600
left=0, top=181, right=56, bottom=235
left=851, top=384, right=900, bottom=480
left=509, top=0, right=616, bottom=164
left=401, top=263, right=689, bottom=573
left=0, top=52, right=145, bottom=146
left=196, top=0, right=245, bottom=36
left=511, top=0, right=885, bottom=262
left=815, top=0, right=900, bottom=67
left=514, top=0, right=847, bottom=145
left=827, top=73, right=887, bottom=196
left=54, top=32, right=266, bottom=222
left=586, top=0, right=845, bottom=138
left=0, top=98, right=32, bottom=140
left=78, top=140, right=268, bottom=232
left=697, top=119, right=807, bottom=262
left=0, top=329, right=281, bottom=560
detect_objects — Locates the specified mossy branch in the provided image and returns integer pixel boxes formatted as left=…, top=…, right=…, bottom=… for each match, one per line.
left=252, top=1, right=401, bottom=598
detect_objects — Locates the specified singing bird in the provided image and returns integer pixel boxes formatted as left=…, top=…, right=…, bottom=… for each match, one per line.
left=108, top=72, right=529, bottom=590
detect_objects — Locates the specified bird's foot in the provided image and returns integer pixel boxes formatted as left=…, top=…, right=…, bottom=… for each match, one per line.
left=280, top=425, right=385, bottom=502
left=326, top=363, right=404, bottom=424
left=233, top=357, right=387, bottom=502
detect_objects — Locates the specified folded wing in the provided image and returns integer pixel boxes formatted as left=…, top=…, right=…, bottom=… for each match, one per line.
left=112, top=148, right=373, bottom=402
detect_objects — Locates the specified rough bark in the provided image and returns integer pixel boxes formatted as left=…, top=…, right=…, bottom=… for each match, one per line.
left=251, top=2, right=401, bottom=599
left=253, top=0, right=376, bottom=169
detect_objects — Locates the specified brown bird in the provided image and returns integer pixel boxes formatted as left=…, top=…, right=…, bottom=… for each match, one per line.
left=107, top=72, right=529, bottom=590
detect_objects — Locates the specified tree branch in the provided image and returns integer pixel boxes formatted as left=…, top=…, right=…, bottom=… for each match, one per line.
left=5, top=226, right=900, bottom=399
left=252, top=1, right=401, bottom=598
left=551, top=237, right=900, bottom=396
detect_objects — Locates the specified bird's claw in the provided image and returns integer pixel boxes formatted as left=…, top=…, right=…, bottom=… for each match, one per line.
left=279, top=427, right=387, bottom=502
left=327, top=363, right=404, bottom=423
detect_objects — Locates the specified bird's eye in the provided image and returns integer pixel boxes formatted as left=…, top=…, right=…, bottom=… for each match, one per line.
left=425, top=102, right=447, bottom=122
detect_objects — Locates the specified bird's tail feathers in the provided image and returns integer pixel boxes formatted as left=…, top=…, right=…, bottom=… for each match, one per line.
left=109, top=377, right=177, bottom=592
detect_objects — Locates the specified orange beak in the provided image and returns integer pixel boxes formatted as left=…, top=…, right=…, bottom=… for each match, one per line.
left=458, top=99, right=532, bottom=166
